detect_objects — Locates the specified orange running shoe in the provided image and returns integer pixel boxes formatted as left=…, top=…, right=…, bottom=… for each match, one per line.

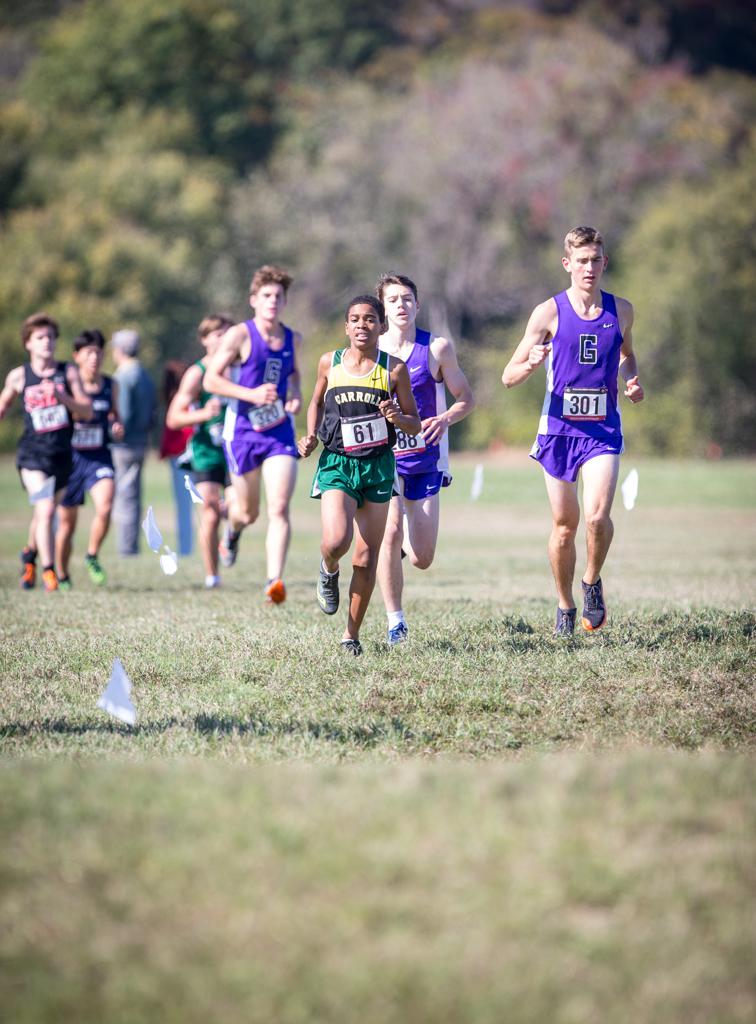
left=42, top=568, right=59, bottom=593
left=21, top=562, right=36, bottom=589
left=20, top=547, right=36, bottom=590
left=265, top=578, right=286, bottom=604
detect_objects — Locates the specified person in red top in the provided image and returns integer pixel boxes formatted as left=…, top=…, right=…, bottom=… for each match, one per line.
left=160, top=360, right=195, bottom=556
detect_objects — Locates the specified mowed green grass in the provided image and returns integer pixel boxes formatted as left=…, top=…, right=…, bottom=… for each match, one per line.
left=1, top=454, right=754, bottom=1022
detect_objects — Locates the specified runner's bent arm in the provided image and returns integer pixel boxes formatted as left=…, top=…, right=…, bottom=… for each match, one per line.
left=501, top=299, right=556, bottom=389
left=0, top=366, right=23, bottom=420
left=64, top=363, right=93, bottom=420
left=285, top=331, right=303, bottom=415
left=203, top=323, right=278, bottom=407
left=297, top=351, right=331, bottom=457
left=617, top=300, right=644, bottom=403
left=167, top=365, right=221, bottom=429
left=424, top=335, right=475, bottom=445
left=381, top=359, right=421, bottom=435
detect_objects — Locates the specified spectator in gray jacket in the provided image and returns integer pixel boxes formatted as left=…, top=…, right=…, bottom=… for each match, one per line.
left=111, top=329, right=157, bottom=555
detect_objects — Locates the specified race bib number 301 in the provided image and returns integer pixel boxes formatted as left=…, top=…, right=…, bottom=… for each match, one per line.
left=248, top=398, right=285, bottom=432
left=341, top=413, right=388, bottom=453
left=562, top=387, right=608, bottom=421
left=31, top=404, right=69, bottom=433
left=393, top=428, right=426, bottom=457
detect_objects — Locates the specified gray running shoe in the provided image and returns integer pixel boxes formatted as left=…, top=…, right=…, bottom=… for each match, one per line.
left=219, top=526, right=240, bottom=568
left=554, top=607, right=576, bottom=636
left=387, top=621, right=409, bottom=646
left=581, top=578, right=607, bottom=632
left=340, top=638, right=362, bottom=656
left=317, top=563, right=339, bottom=614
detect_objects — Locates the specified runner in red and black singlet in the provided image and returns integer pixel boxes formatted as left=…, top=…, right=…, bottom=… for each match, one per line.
left=0, top=312, right=91, bottom=591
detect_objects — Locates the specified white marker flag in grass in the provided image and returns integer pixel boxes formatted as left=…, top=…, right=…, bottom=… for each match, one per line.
left=184, top=474, right=205, bottom=504
left=159, top=550, right=178, bottom=575
left=470, top=463, right=484, bottom=501
left=142, top=506, right=179, bottom=574
left=97, top=657, right=136, bottom=726
left=142, top=506, right=163, bottom=552
left=621, top=468, right=639, bottom=511
left=29, top=476, right=55, bottom=505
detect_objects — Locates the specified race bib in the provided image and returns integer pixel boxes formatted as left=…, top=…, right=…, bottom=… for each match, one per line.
left=393, top=428, right=427, bottom=458
left=31, top=403, right=69, bottom=433
left=562, top=387, right=607, bottom=421
left=248, top=399, right=285, bottom=432
left=209, top=422, right=224, bottom=446
left=341, top=413, right=389, bottom=453
left=73, top=424, right=104, bottom=450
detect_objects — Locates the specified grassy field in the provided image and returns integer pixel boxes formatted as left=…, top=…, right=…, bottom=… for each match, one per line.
left=1, top=453, right=754, bottom=1022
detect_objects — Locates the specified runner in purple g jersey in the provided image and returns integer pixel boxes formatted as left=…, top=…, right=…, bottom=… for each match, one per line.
left=203, top=265, right=302, bottom=604
left=502, top=226, right=644, bottom=636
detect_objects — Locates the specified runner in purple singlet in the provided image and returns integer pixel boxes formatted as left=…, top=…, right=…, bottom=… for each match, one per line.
left=375, top=274, right=474, bottom=646
left=502, top=226, right=644, bottom=636
left=202, top=265, right=302, bottom=604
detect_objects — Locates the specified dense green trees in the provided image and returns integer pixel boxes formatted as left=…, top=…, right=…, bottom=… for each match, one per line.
left=0, top=0, right=754, bottom=452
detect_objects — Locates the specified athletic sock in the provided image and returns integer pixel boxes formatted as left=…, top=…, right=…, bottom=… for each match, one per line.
left=43, top=564, right=54, bottom=573
left=387, top=610, right=405, bottom=629
left=320, top=559, right=338, bottom=577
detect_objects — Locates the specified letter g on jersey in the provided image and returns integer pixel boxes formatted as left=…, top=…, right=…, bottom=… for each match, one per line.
left=579, top=334, right=598, bottom=365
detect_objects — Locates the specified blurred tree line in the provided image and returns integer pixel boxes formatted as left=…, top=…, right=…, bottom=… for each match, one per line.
left=0, top=0, right=754, bottom=454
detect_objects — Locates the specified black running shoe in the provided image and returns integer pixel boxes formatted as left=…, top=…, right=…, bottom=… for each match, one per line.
left=340, top=638, right=362, bottom=656
left=317, top=563, right=339, bottom=614
left=554, top=607, right=576, bottom=636
left=581, top=578, right=607, bottom=632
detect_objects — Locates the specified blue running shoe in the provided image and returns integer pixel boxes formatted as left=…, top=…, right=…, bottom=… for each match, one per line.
left=387, top=621, right=409, bottom=646
left=554, top=607, right=576, bottom=636
left=581, top=578, right=606, bottom=632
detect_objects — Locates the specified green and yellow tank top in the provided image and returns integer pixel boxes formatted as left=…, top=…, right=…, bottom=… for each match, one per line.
left=190, top=359, right=226, bottom=473
left=318, top=348, right=395, bottom=457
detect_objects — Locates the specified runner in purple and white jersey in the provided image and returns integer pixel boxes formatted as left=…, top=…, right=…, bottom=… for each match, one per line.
left=502, top=226, right=644, bottom=636
left=203, top=265, right=302, bottom=604
left=376, top=274, right=474, bottom=646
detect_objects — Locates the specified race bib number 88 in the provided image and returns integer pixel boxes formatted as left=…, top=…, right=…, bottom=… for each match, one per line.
left=393, top=428, right=426, bottom=457
left=562, top=387, right=607, bottom=421
left=341, top=413, right=388, bottom=453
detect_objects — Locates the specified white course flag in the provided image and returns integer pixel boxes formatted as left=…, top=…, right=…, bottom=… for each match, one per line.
left=29, top=476, right=56, bottom=505
left=621, top=468, right=639, bottom=511
left=184, top=474, right=205, bottom=504
left=141, top=506, right=163, bottom=552
left=470, top=463, right=484, bottom=502
left=97, top=657, right=136, bottom=726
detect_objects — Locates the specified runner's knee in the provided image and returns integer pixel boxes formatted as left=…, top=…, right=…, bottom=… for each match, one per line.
left=585, top=510, right=611, bottom=533
left=236, top=506, right=258, bottom=527
left=353, top=545, right=380, bottom=572
left=408, top=547, right=434, bottom=570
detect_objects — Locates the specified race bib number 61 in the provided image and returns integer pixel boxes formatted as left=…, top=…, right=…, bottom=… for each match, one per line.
left=341, top=413, right=388, bottom=453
